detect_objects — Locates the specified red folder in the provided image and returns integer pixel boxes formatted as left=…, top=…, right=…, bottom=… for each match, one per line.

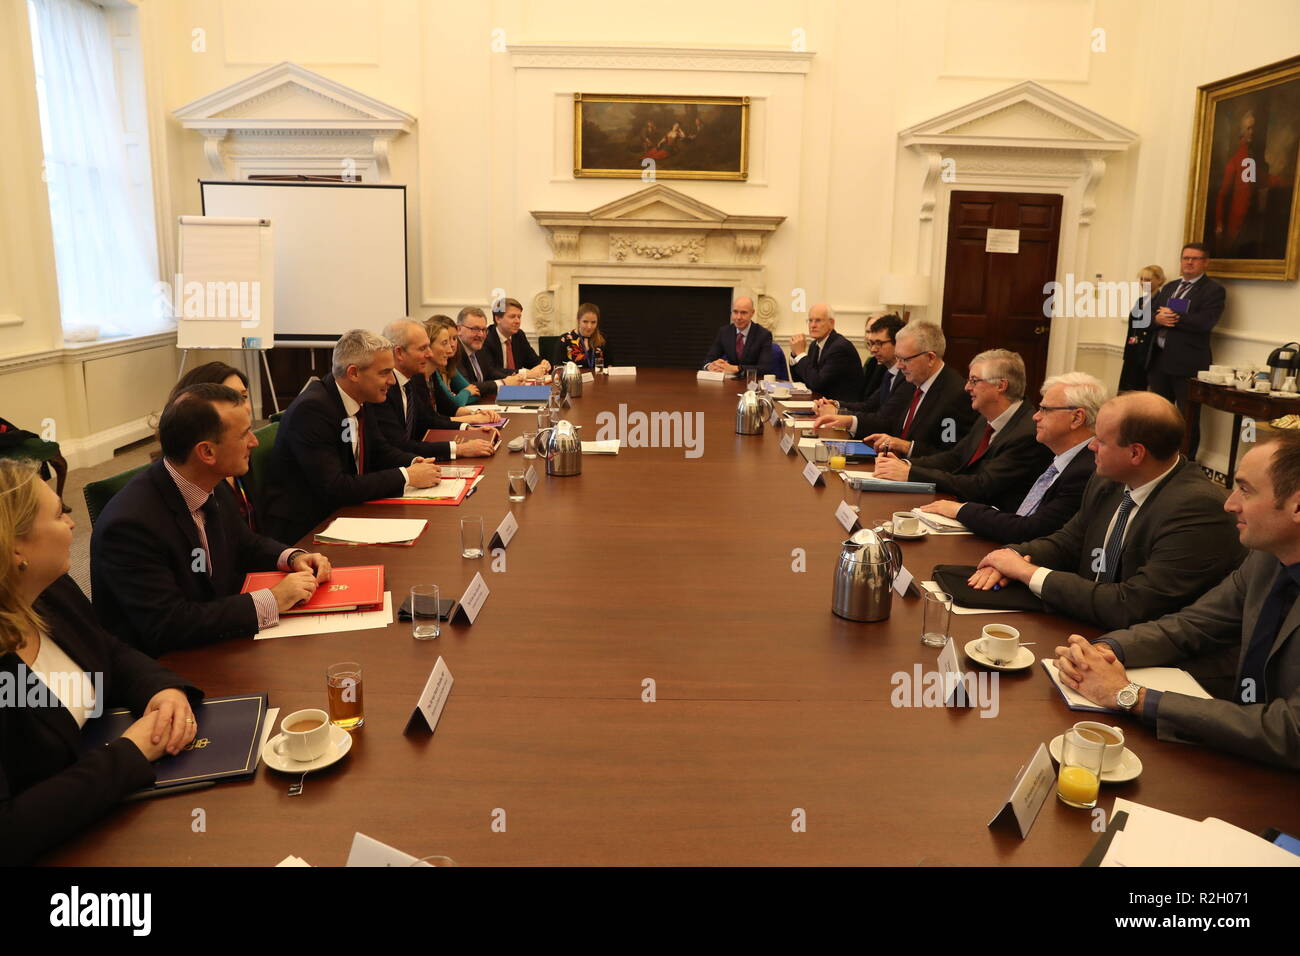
left=240, top=564, right=384, bottom=614
left=370, top=465, right=484, bottom=506
left=423, top=426, right=505, bottom=446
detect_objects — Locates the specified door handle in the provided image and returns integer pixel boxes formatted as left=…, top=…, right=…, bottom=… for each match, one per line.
left=1034, top=325, right=1049, bottom=335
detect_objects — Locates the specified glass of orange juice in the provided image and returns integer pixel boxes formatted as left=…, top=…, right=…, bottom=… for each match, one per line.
left=1057, top=727, right=1105, bottom=808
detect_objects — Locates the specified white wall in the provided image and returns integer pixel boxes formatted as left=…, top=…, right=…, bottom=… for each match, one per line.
left=3, top=0, right=1298, bottom=474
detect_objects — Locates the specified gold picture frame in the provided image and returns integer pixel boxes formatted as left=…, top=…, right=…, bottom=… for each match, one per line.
left=1185, top=54, right=1300, bottom=280
left=574, top=93, right=749, bottom=181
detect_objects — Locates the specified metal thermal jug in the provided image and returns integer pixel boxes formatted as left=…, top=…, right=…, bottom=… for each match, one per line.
left=832, top=527, right=903, bottom=622
left=532, top=419, right=583, bottom=477
left=735, top=389, right=776, bottom=435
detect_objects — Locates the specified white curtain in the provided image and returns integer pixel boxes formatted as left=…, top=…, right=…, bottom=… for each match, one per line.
left=28, top=0, right=164, bottom=340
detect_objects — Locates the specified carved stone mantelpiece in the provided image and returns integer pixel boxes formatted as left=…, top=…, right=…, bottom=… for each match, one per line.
left=173, top=62, right=414, bottom=182
left=530, top=184, right=784, bottom=335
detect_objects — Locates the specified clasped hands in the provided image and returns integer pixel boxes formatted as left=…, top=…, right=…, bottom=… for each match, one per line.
left=1053, top=635, right=1134, bottom=710
left=966, top=547, right=1038, bottom=590
left=1154, top=306, right=1180, bottom=328
left=705, top=359, right=740, bottom=374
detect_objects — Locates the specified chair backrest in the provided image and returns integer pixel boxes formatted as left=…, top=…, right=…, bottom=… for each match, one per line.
left=246, top=421, right=279, bottom=516
left=539, top=335, right=560, bottom=366
left=84, top=463, right=148, bottom=527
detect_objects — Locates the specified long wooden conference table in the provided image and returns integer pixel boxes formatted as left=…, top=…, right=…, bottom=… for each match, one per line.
left=50, top=370, right=1300, bottom=866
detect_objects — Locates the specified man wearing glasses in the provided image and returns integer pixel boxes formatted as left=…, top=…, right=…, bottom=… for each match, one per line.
left=872, top=350, right=1051, bottom=512
left=1146, top=242, right=1226, bottom=460
left=920, top=372, right=1104, bottom=543
left=456, top=306, right=526, bottom=398
left=811, top=321, right=976, bottom=458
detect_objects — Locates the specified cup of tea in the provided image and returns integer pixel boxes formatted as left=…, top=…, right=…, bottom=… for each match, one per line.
left=1073, top=720, right=1126, bottom=772
left=979, top=623, right=1021, bottom=664
left=274, top=708, right=332, bottom=762
left=326, top=661, right=364, bottom=731
left=892, top=511, right=921, bottom=535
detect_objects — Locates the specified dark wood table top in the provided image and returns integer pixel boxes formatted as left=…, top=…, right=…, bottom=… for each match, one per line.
left=48, top=370, right=1300, bottom=866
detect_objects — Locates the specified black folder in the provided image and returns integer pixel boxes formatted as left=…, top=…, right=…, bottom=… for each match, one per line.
left=932, top=564, right=1045, bottom=614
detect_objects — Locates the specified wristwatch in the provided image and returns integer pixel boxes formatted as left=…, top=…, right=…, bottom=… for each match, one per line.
left=1115, top=682, right=1142, bottom=712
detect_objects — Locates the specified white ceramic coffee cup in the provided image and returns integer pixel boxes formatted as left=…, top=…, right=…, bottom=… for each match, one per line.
left=274, top=708, right=332, bottom=762
left=763, top=374, right=776, bottom=383
left=892, top=511, right=921, bottom=535
left=979, top=623, right=1021, bottom=664
left=1073, top=720, right=1126, bottom=772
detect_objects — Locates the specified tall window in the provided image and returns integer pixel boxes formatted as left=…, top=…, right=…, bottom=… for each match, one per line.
left=28, top=0, right=164, bottom=341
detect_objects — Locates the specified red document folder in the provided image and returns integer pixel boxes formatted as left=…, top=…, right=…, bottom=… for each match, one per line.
left=423, top=427, right=505, bottom=446
left=369, top=465, right=484, bottom=506
left=240, top=564, right=384, bottom=614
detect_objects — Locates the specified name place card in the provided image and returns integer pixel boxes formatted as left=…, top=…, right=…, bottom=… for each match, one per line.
left=451, top=572, right=490, bottom=625
left=802, top=460, right=825, bottom=487
left=489, top=511, right=518, bottom=549
left=524, top=464, right=539, bottom=492
left=987, top=744, right=1055, bottom=839
left=582, top=372, right=594, bottom=383
left=404, top=656, right=454, bottom=735
left=779, top=433, right=795, bottom=455
left=892, top=563, right=916, bottom=597
left=937, top=637, right=967, bottom=708
left=835, top=499, right=861, bottom=533
left=346, top=832, right=433, bottom=867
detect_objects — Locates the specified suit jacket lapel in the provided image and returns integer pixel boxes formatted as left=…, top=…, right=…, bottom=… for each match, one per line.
left=324, top=380, right=358, bottom=476
left=151, top=463, right=216, bottom=598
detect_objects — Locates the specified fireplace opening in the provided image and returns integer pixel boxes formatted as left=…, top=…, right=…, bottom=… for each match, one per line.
left=576, top=284, right=734, bottom=369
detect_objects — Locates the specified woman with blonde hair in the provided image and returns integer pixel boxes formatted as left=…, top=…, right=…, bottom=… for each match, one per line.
left=423, top=315, right=496, bottom=423
left=1119, top=264, right=1166, bottom=392
left=554, top=302, right=609, bottom=370
left=0, top=460, right=201, bottom=864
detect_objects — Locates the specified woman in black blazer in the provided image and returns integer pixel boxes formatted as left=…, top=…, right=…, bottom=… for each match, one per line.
left=554, top=302, right=610, bottom=370
left=1118, top=264, right=1165, bottom=393
left=0, top=460, right=201, bottom=864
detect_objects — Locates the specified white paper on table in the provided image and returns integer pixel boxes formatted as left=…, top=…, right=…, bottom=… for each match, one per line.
left=606, top=366, right=636, bottom=376
left=783, top=419, right=818, bottom=430
left=317, top=517, right=428, bottom=545
left=581, top=440, right=621, bottom=454
left=911, top=509, right=971, bottom=533
left=255, top=707, right=279, bottom=767
left=255, top=592, right=394, bottom=641
left=798, top=437, right=825, bottom=448
left=470, top=404, right=506, bottom=412
left=1108, top=799, right=1300, bottom=867
left=1041, top=658, right=1212, bottom=709
left=844, top=469, right=881, bottom=482
left=697, top=370, right=726, bottom=382
left=920, top=580, right=1024, bottom=615
left=400, top=479, right=467, bottom=499
left=779, top=400, right=817, bottom=409
left=276, top=855, right=312, bottom=867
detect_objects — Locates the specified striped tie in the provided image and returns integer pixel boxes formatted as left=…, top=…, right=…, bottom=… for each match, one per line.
left=1097, top=491, right=1135, bottom=583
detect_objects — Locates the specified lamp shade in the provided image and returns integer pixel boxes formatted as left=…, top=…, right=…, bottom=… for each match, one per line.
left=878, top=275, right=931, bottom=307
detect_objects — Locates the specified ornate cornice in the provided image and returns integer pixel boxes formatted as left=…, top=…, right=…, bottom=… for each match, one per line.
left=507, top=43, right=815, bottom=74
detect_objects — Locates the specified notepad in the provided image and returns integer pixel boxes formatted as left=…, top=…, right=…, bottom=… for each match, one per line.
left=1100, top=799, right=1300, bottom=867
left=581, top=440, right=621, bottom=455
left=1041, top=659, right=1212, bottom=713
left=316, top=517, right=428, bottom=545
left=401, top=479, right=468, bottom=499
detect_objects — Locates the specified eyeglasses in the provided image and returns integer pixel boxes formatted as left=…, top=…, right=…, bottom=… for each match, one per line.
left=966, top=376, right=1003, bottom=387
left=865, top=338, right=890, bottom=350
left=462, top=325, right=488, bottom=334
left=1036, top=404, right=1082, bottom=414
left=895, top=350, right=932, bottom=364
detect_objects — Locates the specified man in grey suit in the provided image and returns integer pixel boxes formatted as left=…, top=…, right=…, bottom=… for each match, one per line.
left=1054, top=429, right=1300, bottom=769
left=968, top=392, right=1244, bottom=630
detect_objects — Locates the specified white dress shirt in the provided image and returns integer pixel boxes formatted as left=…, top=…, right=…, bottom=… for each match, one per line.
left=338, top=382, right=411, bottom=484
left=393, top=369, right=458, bottom=456
left=1156, top=273, right=1203, bottom=348
left=850, top=361, right=945, bottom=445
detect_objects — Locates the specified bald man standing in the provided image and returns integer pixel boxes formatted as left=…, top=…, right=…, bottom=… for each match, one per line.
left=788, top=303, right=862, bottom=402
left=967, top=392, right=1245, bottom=630
left=702, top=296, right=776, bottom=376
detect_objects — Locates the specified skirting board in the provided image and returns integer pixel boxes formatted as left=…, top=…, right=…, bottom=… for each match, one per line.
left=57, top=415, right=155, bottom=472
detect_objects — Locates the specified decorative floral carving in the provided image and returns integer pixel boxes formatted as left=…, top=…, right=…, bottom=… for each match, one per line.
left=609, top=235, right=703, bottom=262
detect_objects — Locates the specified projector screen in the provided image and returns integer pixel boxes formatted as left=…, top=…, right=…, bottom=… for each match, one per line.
left=200, top=180, right=407, bottom=343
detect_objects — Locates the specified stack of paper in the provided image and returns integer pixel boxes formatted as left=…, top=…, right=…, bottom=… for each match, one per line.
left=401, top=479, right=468, bottom=499
left=1041, top=659, right=1213, bottom=713
left=581, top=440, right=621, bottom=455
left=315, top=517, right=428, bottom=545
left=697, top=370, right=727, bottom=382
left=606, top=367, right=636, bottom=376
left=1101, top=799, right=1300, bottom=867
left=783, top=419, right=819, bottom=430
left=911, top=510, right=972, bottom=534
left=778, top=400, right=817, bottom=410
left=255, top=592, right=394, bottom=641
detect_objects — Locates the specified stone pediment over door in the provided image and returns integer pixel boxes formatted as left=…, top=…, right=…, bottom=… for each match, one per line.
left=173, top=61, right=415, bottom=182
left=530, top=184, right=785, bottom=335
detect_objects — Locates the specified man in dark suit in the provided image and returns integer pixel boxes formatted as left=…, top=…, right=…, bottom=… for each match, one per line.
left=811, top=321, right=977, bottom=458
left=788, top=303, right=862, bottom=402
left=484, top=297, right=550, bottom=378
left=1146, top=243, right=1226, bottom=459
left=922, top=371, right=1104, bottom=543
left=456, top=306, right=524, bottom=399
left=377, top=320, right=496, bottom=460
left=92, top=383, right=333, bottom=656
left=873, top=350, right=1052, bottom=512
left=856, top=313, right=906, bottom=411
left=263, top=329, right=442, bottom=543
left=701, top=296, right=777, bottom=376
left=1055, top=429, right=1300, bottom=769
left=969, top=391, right=1245, bottom=630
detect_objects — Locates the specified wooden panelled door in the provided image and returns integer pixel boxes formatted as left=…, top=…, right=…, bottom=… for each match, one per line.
left=939, top=191, right=1063, bottom=401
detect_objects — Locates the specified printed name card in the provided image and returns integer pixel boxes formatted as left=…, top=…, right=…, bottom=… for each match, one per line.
left=582, top=372, right=594, bottom=383
left=835, top=499, right=860, bottom=533
left=802, top=460, right=825, bottom=487
left=697, top=370, right=726, bottom=382
left=779, top=433, right=795, bottom=455
left=937, top=637, right=967, bottom=708
left=769, top=406, right=781, bottom=427
left=452, top=572, right=490, bottom=625
left=524, top=464, right=539, bottom=492
left=404, top=656, right=454, bottom=735
left=490, top=511, right=518, bottom=549
left=346, top=832, right=432, bottom=867
left=892, top=563, right=915, bottom=597
left=987, top=743, right=1055, bottom=839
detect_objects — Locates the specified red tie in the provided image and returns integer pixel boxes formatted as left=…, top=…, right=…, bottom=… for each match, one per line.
left=504, top=335, right=516, bottom=370
left=900, top=388, right=923, bottom=439
left=735, top=330, right=744, bottom=362
left=354, top=415, right=365, bottom=475
left=965, top=424, right=995, bottom=466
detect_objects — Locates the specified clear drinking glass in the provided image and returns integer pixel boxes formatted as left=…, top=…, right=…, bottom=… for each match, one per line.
left=841, top=473, right=862, bottom=512
left=325, top=661, right=364, bottom=730
left=508, top=469, right=527, bottom=502
left=1057, top=728, right=1105, bottom=808
left=410, top=584, right=440, bottom=641
left=920, top=589, right=952, bottom=648
left=460, top=516, right=484, bottom=558
left=523, top=431, right=538, bottom=459
left=813, top=442, right=831, bottom=471
left=536, top=409, right=551, bottom=431
left=745, top=368, right=758, bottom=390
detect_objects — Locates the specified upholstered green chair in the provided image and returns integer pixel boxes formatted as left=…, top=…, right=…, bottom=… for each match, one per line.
left=83, top=463, right=148, bottom=527
left=246, top=421, right=279, bottom=516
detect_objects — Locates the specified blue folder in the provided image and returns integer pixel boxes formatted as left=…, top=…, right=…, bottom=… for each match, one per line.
left=847, top=477, right=937, bottom=494
left=497, top=385, right=553, bottom=404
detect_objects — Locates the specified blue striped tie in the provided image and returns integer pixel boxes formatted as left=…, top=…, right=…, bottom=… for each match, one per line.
left=1015, top=464, right=1058, bottom=516
left=1097, top=491, right=1135, bottom=583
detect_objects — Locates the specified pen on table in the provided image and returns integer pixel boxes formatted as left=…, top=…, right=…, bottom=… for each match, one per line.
left=125, top=780, right=216, bottom=802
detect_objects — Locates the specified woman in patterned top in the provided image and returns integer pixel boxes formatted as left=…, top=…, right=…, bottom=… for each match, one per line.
left=554, top=302, right=609, bottom=370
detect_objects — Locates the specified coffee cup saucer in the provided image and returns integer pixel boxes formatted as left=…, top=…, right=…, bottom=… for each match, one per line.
left=1047, top=734, right=1143, bottom=783
left=882, top=520, right=927, bottom=540
left=262, top=724, right=353, bottom=774
left=963, top=639, right=1034, bottom=671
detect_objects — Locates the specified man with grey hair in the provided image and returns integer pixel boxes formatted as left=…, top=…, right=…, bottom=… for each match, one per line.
left=812, top=321, right=976, bottom=457
left=264, top=328, right=442, bottom=542
left=874, top=349, right=1051, bottom=511
left=788, top=303, right=861, bottom=402
left=921, top=371, right=1104, bottom=542
left=457, top=306, right=524, bottom=397
left=702, top=296, right=776, bottom=376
